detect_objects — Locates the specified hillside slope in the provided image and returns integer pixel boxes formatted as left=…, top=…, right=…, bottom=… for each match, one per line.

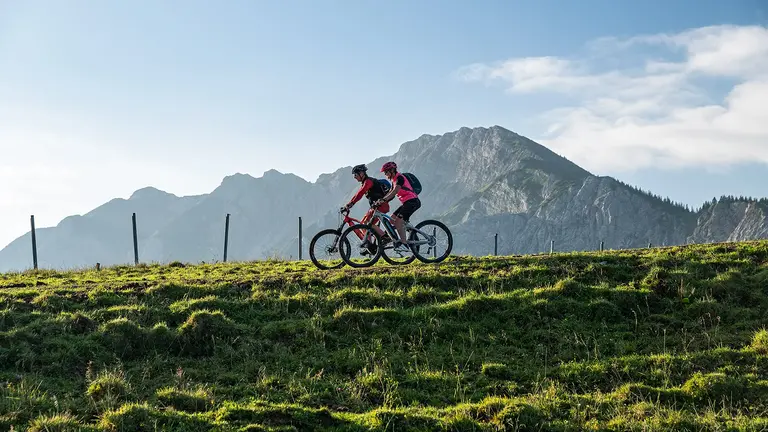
left=1, top=241, right=767, bottom=430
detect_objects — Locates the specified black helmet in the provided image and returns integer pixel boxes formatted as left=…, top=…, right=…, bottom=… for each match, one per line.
left=352, top=164, right=368, bottom=174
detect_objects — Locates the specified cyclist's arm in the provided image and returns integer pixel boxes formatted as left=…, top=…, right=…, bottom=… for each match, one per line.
left=347, top=178, right=373, bottom=207
left=381, top=178, right=402, bottom=202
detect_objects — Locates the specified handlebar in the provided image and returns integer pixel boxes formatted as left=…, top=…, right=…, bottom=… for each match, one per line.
left=340, top=200, right=387, bottom=214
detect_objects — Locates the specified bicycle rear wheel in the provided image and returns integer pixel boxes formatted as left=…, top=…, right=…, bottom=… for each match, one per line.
left=408, top=220, right=453, bottom=263
left=339, top=223, right=382, bottom=268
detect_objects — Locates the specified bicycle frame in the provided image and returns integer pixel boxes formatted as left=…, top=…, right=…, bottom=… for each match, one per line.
left=364, top=207, right=435, bottom=248
left=336, top=209, right=361, bottom=232
left=336, top=208, right=386, bottom=242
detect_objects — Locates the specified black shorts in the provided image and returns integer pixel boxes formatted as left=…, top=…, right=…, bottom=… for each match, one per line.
left=392, top=198, right=421, bottom=221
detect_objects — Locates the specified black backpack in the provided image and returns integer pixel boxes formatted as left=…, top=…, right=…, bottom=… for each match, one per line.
left=366, top=177, right=391, bottom=201
left=401, top=172, right=422, bottom=195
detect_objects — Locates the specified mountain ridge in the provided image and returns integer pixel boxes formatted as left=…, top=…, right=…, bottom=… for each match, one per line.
left=1, top=124, right=766, bottom=271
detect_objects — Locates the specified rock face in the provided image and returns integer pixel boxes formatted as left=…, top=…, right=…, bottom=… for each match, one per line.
left=443, top=174, right=698, bottom=255
left=1, top=125, right=766, bottom=272
left=688, top=198, right=768, bottom=244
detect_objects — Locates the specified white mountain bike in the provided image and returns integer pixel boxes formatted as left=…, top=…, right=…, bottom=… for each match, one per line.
left=338, top=205, right=453, bottom=268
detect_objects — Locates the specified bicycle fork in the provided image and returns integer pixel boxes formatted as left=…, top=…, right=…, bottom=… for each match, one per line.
left=381, top=218, right=398, bottom=242
left=381, top=217, right=418, bottom=254
left=359, top=218, right=396, bottom=254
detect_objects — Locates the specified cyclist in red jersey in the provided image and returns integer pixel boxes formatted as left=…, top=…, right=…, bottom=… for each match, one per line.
left=341, top=164, right=392, bottom=254
left=373, top=161, right=421, bottom=248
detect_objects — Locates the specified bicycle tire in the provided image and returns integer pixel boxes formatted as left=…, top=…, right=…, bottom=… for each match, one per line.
left=376, top=215, right=416, bottom=265
left=339, top=223, right=382, bottom=268
left=309, top=228, right=349, bottom=270
left=410, top=219, right=453, bottom=264
left=380, top=237, right=417, bottom=265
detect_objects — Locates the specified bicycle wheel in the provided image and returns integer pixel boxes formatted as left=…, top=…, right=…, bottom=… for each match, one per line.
left=339, top=223, right=382, bottom=268
left=408, top=220, right=453, bottom=264
left=380, top=233, right=417, bottom=265
left=309, top=229, right=350, bottom=270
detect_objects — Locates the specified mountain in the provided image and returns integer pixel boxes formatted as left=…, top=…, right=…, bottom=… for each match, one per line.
left=1, top=125, right=767, bottom=272
left=0, top=187, right=205, bottom=271
left=688, top=196, right=768, bottom=244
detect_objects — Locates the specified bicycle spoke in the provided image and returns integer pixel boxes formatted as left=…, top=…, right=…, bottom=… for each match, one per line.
left=410, top=220, right=453, bottom=264
left=309, top=229, right=349, bottom=270
left=339, top=223, right=382, bottom=268
left=381, top=236, right=416, bottom=265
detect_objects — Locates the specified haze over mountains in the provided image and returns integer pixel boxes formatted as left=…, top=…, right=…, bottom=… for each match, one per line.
left=1, top=125, right=767, bottom=272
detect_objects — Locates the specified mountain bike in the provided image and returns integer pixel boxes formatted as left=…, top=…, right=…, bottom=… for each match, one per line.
left=308, top=207, right=389, bottom=270
left=339, top=204, right=453, bottom=268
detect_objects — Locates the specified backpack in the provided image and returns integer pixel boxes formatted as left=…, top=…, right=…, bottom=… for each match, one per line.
left=376, top=178, right=392, bottom=195
left=366, top=177, right=391, bottom=201
left=401, top=172, right=422, bottom=195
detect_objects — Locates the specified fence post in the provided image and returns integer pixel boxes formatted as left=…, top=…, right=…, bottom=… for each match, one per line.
left=298, top=217, right=302, bottom=260
left=494, top=233, right=498, bottom=255
left=223, top=213, right=230, bottom=262
left=30, top=215, right=38, bottom=270
left=550, top=240, right=554, bottom=254
left=648, top=242, right=652, bottom=248
left=132, top=213, right=139, bottom=265
left=600, top=240, right=604, bottom=252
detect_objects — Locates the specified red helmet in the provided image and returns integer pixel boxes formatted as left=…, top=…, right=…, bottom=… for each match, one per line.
left=380, top=161, right=397, bottom=172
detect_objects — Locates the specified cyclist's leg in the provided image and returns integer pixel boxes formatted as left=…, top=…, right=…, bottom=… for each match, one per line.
left=392, top=198, right=420, bottom=244
left=371, top=216, right=386, bottom=239
left=371, top=202, right=389, bottom=240
left=360, top=207, right=373, bottom=225
left=359, top=207, right=379, bottom=255
left=361, top=205, right=385, bottom=238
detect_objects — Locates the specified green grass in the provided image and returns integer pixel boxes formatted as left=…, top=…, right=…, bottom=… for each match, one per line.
left=1, top=240, right=768, bottom=431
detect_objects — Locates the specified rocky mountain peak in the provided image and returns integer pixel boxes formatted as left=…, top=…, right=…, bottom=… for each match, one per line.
left=129, top=186, right=177, bottom=201
left=0, top=125, right=765, bottom=272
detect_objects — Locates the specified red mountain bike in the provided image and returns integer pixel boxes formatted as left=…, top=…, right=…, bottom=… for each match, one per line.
left=308, top=207, right=380, bottom=270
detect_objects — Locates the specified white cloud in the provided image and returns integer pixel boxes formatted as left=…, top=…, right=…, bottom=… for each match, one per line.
left=456, top=24, right=768, bottom=174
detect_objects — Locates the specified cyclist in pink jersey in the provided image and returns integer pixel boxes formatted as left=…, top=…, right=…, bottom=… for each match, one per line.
left=374, top=161, right=421, bottom=247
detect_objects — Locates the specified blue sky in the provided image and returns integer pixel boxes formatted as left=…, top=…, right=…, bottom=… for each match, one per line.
left=1, top=0, right=767, bottom=248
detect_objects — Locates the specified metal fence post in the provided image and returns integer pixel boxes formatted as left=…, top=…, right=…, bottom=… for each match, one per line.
left=223, top=213, right=230, bottom=262
left=298, top=217, right=303, bottom=260
left=494, top=233, right=498, bottom=255
left=30, top=215, right=38, bottom=270
left=132, top=213, right=139, bottom=265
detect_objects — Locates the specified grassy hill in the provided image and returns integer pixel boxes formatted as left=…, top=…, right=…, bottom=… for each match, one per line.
left=1, top=241, right=768, bottom=431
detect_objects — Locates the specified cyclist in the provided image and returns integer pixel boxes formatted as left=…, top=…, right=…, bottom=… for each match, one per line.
left=374, top=161, right=421, bottom=249
left=341, top=164, right=392, bottom=254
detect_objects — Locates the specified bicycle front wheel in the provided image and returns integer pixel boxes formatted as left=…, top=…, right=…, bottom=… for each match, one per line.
left=339, top=223, right=382, bottom=268
left=409, top=220, right=453, bottom=264
left=309, top=229, right=349, bottom=270
left=381, top=235, right=417, bottom=265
